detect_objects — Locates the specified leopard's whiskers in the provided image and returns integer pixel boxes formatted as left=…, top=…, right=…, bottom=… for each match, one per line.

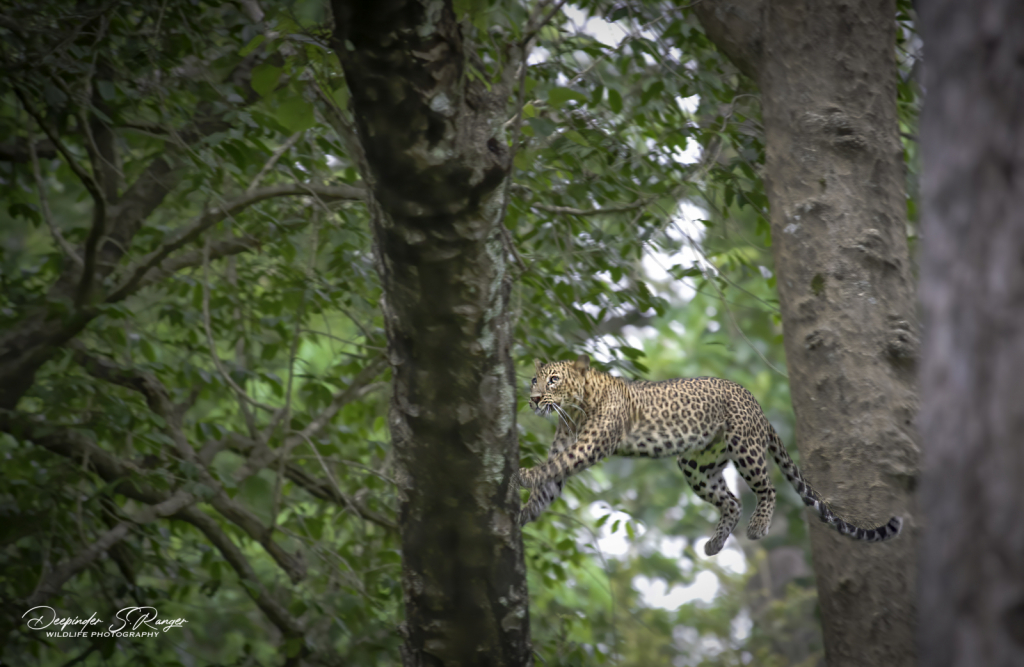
left=563, top=401, right=589, bottom=420
left=551, top=404, right=578, bottom=440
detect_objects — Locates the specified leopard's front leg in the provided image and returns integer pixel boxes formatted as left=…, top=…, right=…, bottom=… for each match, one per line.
left=517, top=413, right=623, bottom=526
left=518, top=430, right=573, bottom=525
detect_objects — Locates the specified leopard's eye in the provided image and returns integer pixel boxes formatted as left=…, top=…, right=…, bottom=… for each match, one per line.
left=548, top=376, right=559, bottom=384
left=531, top=378, right=536, bottom=385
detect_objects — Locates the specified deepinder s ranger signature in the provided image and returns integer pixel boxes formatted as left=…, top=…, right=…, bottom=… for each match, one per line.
left=22, top=606, right=188, bottom=636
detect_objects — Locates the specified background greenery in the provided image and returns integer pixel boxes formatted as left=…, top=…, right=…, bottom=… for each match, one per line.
left=0, top=0, right=919, bottom=664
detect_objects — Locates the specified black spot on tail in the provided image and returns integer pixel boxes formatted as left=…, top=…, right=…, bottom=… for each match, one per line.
left=768, top=426, right=903, bottom=545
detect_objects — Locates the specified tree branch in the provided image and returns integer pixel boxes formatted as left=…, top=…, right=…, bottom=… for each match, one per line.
left=27, top=136, right=82, bottom=267
left=222, top=431, right=397, bottom=532
left=691, top=0, right=765, bottom=82
left=529, top=199, right=652, bottom=217
left=522, top=0, right=571, bottom=48
left=26, top=489, right=197, bottom=608
left=132, top=230, right=289, bottom=292
left=0, top=138, right=57, bottom=162
left=247, top=132, right=302, bottom=194
left=3, top=416, right=307, bottom=647
left=175, top=506, right=306, bottom=641
left=14, top=86, right=107, bottom=308
left=235, top=357, right=387, bottom=480
left=70, top=347, right=307, bottom=583
left=106, top=182, right=365, bottom=303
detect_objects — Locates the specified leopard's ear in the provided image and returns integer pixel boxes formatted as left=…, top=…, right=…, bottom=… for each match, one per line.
left=574, top=354, right=590, bottom=373
left=533, top=359, right=544, bottom=374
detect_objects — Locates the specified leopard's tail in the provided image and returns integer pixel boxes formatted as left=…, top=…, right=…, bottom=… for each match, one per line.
left=767, top=432, right=903, bottom=543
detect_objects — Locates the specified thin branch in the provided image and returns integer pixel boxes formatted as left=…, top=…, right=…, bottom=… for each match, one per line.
left=71, top=346, right=307, bottom=583
left=521, top=0, right=571, bottom=47
left=710, top=274, right=788, bottom=377
left=200, top=238, right=278, bottom=414
left=236, top=358, right=386, bottom=480
left=529, top=199, right=652, bottom=217
left=175, top=506, right=306, bottom=642
left=106, top=182, right=364, bottom=303
left=496, top=53, right=530, bottom=273
left=27, top=136, right=82, bottom=267
left=247, top=132, right=302, bottom=194
left=0, top=138, right=57, bottom=162
left=25, top=489, right=196, bottom=607
left=8, top=415, right=307, bottom=647
left=313, top=82, right=369, bottom=176
left=224, top=431, right=397, bottom=532
left=48, top=72, right=112, bottom=200
left=261, top=210, right=322, bottom=463
left=13, top=87, right=104, bottom=205
left=14, top=86, right=107, bottom=308
left=134, top=233, right=262, bottom=291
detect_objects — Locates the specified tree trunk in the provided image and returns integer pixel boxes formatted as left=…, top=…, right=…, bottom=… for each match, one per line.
left=695, top=2, right=919, bottom=664
left=330, top=3, right=532, bottom=666
left=918, top=1, right=1024, bottom=665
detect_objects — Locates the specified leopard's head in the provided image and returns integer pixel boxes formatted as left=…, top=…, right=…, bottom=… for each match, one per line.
left=529, top=355, right=590, bottom=416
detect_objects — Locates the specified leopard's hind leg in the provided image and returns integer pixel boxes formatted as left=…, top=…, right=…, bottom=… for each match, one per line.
left=678, top=454, right=739, bottom=556
left=726, top=432, right=777, bottom=541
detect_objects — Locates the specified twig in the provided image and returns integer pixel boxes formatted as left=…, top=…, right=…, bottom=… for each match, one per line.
left=530, top=199, right=652, bottom=217
left=106, top=182, right=364, bottom=303
left=21, top=418, right=306, bottom=642
left=134, top=232, right=265, bottom=293
left=496, top=55, right=530, bottom=273
left=178, top=506, right=307, bottom=641
left=263, top=209, right=322, bottom=450
left=14, top=86, right=107, bottom=308
left=233, top=358, right=386, bottom=481
left=521, top=0, right=571, bottom=48
left=708, top=273, right=789, bottom=378
left=25, top=489, right=196, bottom=607
left=200, top=236, right=278, bottom=414
left=220, top=429, right=397, bottom=532
left=71, top=344, right=307, bottom=583
left=27, top=136, right=82, bottom=267
left=247, top=132, right=302, bottom=194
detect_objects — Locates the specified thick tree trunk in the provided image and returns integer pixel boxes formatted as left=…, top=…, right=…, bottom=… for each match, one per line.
left=918, top=2, right=1024, bottom=665
left=695, top=2, right=919, bottom=664
left=330, top=3, right=532, bottom=666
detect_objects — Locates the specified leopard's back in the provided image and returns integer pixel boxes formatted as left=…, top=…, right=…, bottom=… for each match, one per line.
left=615, top=376, right=768, bottom=458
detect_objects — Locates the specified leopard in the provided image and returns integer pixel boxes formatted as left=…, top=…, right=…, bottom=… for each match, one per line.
left=516, top=355, right=903, bottom=556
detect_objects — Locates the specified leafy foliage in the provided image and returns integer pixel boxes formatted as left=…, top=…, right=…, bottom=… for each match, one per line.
left=0, top=0, right=919, bottom=665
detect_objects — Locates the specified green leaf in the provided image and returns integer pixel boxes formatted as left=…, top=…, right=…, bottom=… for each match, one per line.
left=97, top=80, right=116, bottom=101
left=608, top=88, right=623, bottom=114
left=251, top=63, right=282, bottom=97
left=527, top=117, right=557, bottom=137
left=641, top=80, right=665, bottom=106
left=239, top=34, right=265, bottom=56
left=547, top=87, right=588, bottom=108
left=138, top=338, right=156, bottom=362
left=276, top=98, right=315, bottom=133
left=563, top=130, right=588, bottom=147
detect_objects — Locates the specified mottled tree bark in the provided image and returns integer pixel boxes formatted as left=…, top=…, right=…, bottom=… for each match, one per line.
left=330, top=3, right=531, bottom=666
left=694, top=2, right=919, bottom=664
left=918, top=1, right=1024, bottom=665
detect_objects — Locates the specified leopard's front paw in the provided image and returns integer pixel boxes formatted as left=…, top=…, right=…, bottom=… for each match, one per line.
left=516, top=468, right=534, bottom=489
